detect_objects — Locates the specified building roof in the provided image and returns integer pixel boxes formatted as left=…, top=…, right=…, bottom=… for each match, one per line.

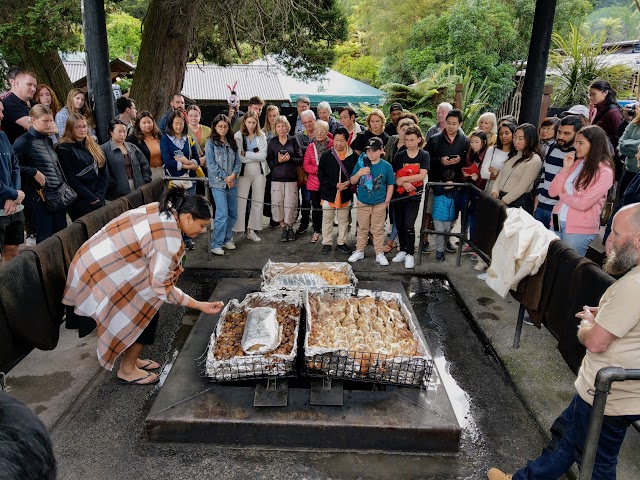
left=181, top=64, right=288, bottom=103
left=62, top=58, right=387, bottom=106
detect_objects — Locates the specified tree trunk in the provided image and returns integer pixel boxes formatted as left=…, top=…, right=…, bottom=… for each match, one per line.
left=129, top=0, right=202, bottom=118
left=20, top=48, right=74, bottom=103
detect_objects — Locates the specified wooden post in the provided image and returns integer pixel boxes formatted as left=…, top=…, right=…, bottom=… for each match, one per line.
left=538, top=84, right=553, bottom=127
left=454, top=84, right=463, bottom=110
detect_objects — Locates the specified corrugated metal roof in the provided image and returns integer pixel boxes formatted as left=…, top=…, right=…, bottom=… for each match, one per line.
left=182, top=64, right=289, bottom=103
left=63, top=61, right=88, bottom=83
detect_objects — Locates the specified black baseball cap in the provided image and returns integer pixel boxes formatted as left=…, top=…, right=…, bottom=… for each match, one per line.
left=364, top=137, right=384, bottom=151
left=389, top=103, right=403, bottom=113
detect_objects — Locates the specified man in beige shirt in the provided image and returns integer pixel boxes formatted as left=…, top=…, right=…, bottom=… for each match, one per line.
left=488, top=203, right=640, bottom=479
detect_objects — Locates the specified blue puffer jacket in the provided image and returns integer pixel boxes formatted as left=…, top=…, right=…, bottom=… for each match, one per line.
left=432, top=186, right=457, bottom=222
left=205, top=139, right=241, bottom=189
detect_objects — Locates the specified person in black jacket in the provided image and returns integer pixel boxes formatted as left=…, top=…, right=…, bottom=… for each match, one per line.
left=12, top=105, right=69, bottom=243
left=266, top=115, right=303, bottom=241
left=317, top=127, right=358, bottom=254
left=57, top=113, right=109, bottom=221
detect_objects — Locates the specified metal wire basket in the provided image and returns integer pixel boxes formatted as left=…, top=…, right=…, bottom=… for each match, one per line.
left=198, top=291, right=302, bottom=382
left=303, top=290, right=434, bottom=388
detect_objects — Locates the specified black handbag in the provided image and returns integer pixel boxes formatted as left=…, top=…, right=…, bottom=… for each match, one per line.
left=498, top=190, right=533, bottom=213
left=41, top=156, right=78, bottom=212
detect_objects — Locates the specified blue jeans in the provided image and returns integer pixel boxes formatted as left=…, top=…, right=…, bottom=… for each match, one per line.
left=513, top=394, right=640, bottom=480
left=211, top=187, right=238, bottom=248
left=533, top=207, right=552, bottom=229
left=553, top=221, right=596, bottom=257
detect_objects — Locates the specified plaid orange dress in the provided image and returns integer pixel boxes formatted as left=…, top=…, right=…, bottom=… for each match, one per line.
left=62, top=203, right=192, bottom=370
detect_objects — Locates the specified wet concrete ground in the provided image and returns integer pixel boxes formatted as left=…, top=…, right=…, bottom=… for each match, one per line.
left=6, top=224, right=640, bottom=479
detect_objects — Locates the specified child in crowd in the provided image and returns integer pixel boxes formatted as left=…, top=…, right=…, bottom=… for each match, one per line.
left=462, top=130, right=488, bottom=255
left=432, top=170, right=457, bottom=262
left=348, top=137, right=395, bottom=266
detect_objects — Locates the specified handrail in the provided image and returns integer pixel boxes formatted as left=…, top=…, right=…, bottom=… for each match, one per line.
left=580, top=367, right=640, bottom=480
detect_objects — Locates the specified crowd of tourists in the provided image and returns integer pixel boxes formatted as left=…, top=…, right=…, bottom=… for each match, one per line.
left=0, top=67, right=632, bottom=268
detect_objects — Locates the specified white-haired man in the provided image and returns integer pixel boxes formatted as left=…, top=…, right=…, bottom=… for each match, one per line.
left=489, top=203, right=640, bottom=479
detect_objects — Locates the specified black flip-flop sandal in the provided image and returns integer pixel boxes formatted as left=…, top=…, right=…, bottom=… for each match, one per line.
left=117, top=372, right=159, bottom=385
left=138, top=360, right=161, bottom=371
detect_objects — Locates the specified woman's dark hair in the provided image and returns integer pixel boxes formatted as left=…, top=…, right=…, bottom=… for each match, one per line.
left=159, top=187, right=212, bottom=220
left=498, top=115, right=517, bottom=126
left=166, top=110, right=187, bottom=137
left=208, top=114, right=238, bottom=151
left=496, top=121, right=517, bottom=151
left=574, top=125, right=615, bottom=191
left=590, top=79, right=618, bottom=106
left=468, top=130, right=488, bottom=163
left=511, top=123, right=541, bottom=165
left=107, top=118, right=127, bottom=135
left=134, top=111, right=161, bottom=142
left=333, top=127, right=349, bottom=142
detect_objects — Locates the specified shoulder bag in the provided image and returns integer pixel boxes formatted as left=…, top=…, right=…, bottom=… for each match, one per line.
left=332, top=149, right=357, bottom=193
left=41, top=154, right=78, bottom=213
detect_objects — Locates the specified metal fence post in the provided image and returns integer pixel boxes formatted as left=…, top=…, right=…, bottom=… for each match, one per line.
left=579, top=367, right=640, bottom=480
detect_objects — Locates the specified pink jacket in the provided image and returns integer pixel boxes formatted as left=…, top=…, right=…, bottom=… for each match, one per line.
left=303, top=139, right=333, bottom=191
left=548, top=161, right=613, bottom=234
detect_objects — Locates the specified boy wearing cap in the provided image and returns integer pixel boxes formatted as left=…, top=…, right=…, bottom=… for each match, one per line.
left=348, top=137, right=395, bottom=266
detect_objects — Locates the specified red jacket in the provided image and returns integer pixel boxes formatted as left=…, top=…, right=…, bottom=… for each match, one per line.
left=396, top=164, right=422, bottom=195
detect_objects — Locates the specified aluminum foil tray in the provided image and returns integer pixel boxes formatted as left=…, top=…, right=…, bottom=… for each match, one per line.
left=202, top=291, right=302, bottom=381
left=303, top=290, right=433, bottom=388
left=261, top=260, right=357, bottom=294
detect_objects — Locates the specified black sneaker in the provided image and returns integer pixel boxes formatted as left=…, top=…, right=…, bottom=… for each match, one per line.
left=445, top=241, right=457, bottom=253
left=336, top=244, right=352, bottom=254
left=321, top=245, right=332, bottom=255
left=421, top=241, right=432, bottom=254
left=280, top=228, right=288, bottom=242
left=269, top=220, right=280, bottom=229
left=296, top=224, right=308, bottom=234
left=287, top=227, right=296, bottom=241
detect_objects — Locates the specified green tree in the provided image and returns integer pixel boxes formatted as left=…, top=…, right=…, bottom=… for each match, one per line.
left=106, top=11, right=142, bottom=61
left=549, top=24, right=632, bottom=105
left=0, top=0, right=81, bottom=98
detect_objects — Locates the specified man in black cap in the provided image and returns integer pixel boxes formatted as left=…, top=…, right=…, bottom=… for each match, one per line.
left=384, top=103, right=404, bottom=136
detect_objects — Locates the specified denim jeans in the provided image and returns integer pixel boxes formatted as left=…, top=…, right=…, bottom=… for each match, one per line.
left=513, top=394, right=640, bottom=480
left=533, top=207, right=552, bottom=229
left=211, top=187, right=238, bottom=248
left=553, top=221, right=596, bottom=257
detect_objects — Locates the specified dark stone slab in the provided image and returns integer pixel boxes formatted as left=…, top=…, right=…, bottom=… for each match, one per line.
left=146, top=279, right=461, bottom=453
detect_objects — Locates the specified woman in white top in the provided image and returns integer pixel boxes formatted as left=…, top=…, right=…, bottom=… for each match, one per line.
left=233, top=111, right=268, bottom=241
left=481, top=121, right=516, bottom=192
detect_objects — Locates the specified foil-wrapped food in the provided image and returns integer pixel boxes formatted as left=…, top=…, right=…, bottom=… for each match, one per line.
left=241, top=307, right=281, bottom=355
left=303, top=290, right=432, bottom=386
left=205, top=292, right=302, bottom=380
left=261, top=261, right=357, bottom=292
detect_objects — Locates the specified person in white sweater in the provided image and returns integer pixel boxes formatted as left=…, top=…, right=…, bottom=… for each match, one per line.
left=233, top=111, right=269, bottom=241
left=481, top=121, right=516, bottom=192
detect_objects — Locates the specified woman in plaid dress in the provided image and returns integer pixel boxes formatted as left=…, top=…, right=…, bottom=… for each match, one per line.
left=63, top=188, right=224, bottom=385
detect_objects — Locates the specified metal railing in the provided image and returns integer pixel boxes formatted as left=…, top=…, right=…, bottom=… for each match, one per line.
left=580, top=367, right=640, bottom=480
left=163, top=176, right=213, bottom=261
left=417, top=182, right=491, bottom=267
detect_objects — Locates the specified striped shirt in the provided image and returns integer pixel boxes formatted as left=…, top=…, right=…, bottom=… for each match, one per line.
left=62, top=203, right=192, bottom=370
left=537, top=145, right=575, bottom=210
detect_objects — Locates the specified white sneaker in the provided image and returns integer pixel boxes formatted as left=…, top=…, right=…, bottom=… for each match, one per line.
left=404, top=254, right=415, bottom=269
left=477, top=272, right=488, bottom=280
left=474, top=260, right=487, bottom=271
left=375, top=253, right=389, bottom=266
left=211, top=247, right=225, bottom=255
left=392, top=251, right=406, bottom=263
left=246, top=231, right=261, bottom=242
left=223, top=241, right=236, bottom=250
left=348, top=250, right=365, bottom=263
left=25, top=235, right=36, bottom=247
